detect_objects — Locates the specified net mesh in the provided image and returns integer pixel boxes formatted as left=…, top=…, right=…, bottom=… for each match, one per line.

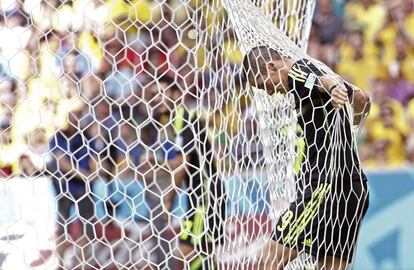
left=210, top=0, right=370, bottom=269
left=0, top=0, right=370, bottom=269
left=253, top=0, right=316, bottom=51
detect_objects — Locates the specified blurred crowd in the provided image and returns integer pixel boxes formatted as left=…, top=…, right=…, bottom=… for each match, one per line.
left=0, top=0, right=411, bottom=181
left=0, top=0, right=197, bottom=179
left=310, top=0, right=414, bottom=168
left=0, top=1, right=198, bottom=266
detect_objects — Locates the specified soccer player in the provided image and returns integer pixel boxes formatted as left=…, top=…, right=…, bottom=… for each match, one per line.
left=143, top=76, right=226, bottom=269
left=242, top=46, right=371, bottom=270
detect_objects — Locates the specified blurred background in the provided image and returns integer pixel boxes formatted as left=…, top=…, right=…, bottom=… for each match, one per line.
left=0, top=0, right=412, bottom=269
left=0, top=0, right=412, bottom=175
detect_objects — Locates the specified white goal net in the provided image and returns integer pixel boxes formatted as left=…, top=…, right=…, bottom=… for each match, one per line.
left=0, top=0, right=370, bottom=269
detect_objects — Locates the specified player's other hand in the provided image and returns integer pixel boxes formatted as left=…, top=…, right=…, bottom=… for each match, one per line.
left=330, top=85, right=348, bottom=109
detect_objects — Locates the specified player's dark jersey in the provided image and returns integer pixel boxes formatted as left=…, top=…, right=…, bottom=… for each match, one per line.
left=174, top=107, right=226, bottom=255
left=273, top=60, right=370, bottom=261
left=287, top=59, right=367, bottom=187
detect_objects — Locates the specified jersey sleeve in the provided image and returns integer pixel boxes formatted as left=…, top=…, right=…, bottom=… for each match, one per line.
left=287, top=59, right=325, bottom=99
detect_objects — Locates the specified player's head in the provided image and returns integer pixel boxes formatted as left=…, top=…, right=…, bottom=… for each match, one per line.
left=242, top=46, right=283, bottom=94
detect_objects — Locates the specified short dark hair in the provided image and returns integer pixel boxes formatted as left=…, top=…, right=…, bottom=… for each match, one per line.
left=242, top=46, right=282, bottom=83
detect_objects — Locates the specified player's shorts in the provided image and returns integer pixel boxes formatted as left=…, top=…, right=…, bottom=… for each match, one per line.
left=273, top=179, right=369, bottom=262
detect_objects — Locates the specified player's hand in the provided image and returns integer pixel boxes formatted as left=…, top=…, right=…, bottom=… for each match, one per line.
left=330, top=84, right=348, bottom=109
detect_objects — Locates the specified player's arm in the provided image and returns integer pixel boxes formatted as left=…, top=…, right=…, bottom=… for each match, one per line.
left=287, top=60, right=351, bottom=109
left=345, top=82, right=371, bottom=125
left=284, top=58, right=371, bottom=123
left=318, top=76, right=371, bottom=125
left=318, top=75, right=349, bottom=108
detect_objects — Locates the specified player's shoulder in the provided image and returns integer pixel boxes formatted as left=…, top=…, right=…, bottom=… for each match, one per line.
left=287, top=58, right=322, bottom=89
left=291, top=58, right=324, bottom=77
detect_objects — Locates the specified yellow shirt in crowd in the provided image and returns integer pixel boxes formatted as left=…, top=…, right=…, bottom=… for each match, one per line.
left=345, top=2, right=387, bottom=42
left=336, top=53, right=379, bottom=91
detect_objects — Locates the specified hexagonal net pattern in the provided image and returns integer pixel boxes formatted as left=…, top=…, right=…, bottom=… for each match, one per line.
left=0, top=0, right=369, bottom=269
left=212, top=0, right=370, bottom=269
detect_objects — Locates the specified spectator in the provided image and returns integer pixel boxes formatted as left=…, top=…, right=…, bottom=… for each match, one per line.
left=104, top=67, right=139, bottom=102
left=364, top=139, right=389, bottom=168
left=406, top=100, right=414, bottom=165
left=368, top=104, right=407, bottom=167
left=19, top=128, right=49, bottom=176
left=367, top=79, right=407, bottom=132
left=0, top=9, right=31, bottom=79
left=387, top=33, right=414, bottom=85
left=0, top=117, right=13, bottom=177
left=91, top=97, right=119, bottom=143
left=146, top=76, right=226, bottom=268
left=94, top=120, right=145, bottom=222
left=336, top=29, right=379, bottom=90
left=307, top=23, right=336, bottom=68
left=48, top=106, right=97, bottom=269
left=134, top=77, right=186, bottom=267
left=312, top=0, right=345, bottom=67
left=19, top=154, right=38, bottom=177
left=0, top=77, right=17, bottom=112
left=58, top=49, right=90, bottom=81
left=115, top=121, right=142, bottom=166
left=386, top=60, right=414, bottom=106
left=80, top=74, right=102, bottom=102
left=314, top=0, right=344, bottom=45
left=345, top=0, right=386, bottom=42
left=94, top=120, right=149, bottom=223
left=307, top=24, right=324, bottom=61
left=374, top=1, right=414, bottom=71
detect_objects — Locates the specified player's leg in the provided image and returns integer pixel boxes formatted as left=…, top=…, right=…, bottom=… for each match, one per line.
left=177, top=213, right=210, bottom=269
left=312, top=179, right=369, bottom=270
left=178, top=242, right=205, bottom=269
left=317, top=256, right=347, bottom=270
left=177, top=204, right=221, bottom=269
left=258, top=240, right=298, bottom=270
left=177, top=209, right=199, bottom=268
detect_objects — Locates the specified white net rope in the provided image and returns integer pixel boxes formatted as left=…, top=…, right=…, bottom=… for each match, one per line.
left=253, top=90, right=297, bottom=214
left=252, top=0, right=316, bottom=51
left=0, top=0, right=370, bottom=269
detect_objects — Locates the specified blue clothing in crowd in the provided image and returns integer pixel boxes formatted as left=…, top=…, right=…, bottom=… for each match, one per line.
left=49, top=130, right=96, bottom=193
